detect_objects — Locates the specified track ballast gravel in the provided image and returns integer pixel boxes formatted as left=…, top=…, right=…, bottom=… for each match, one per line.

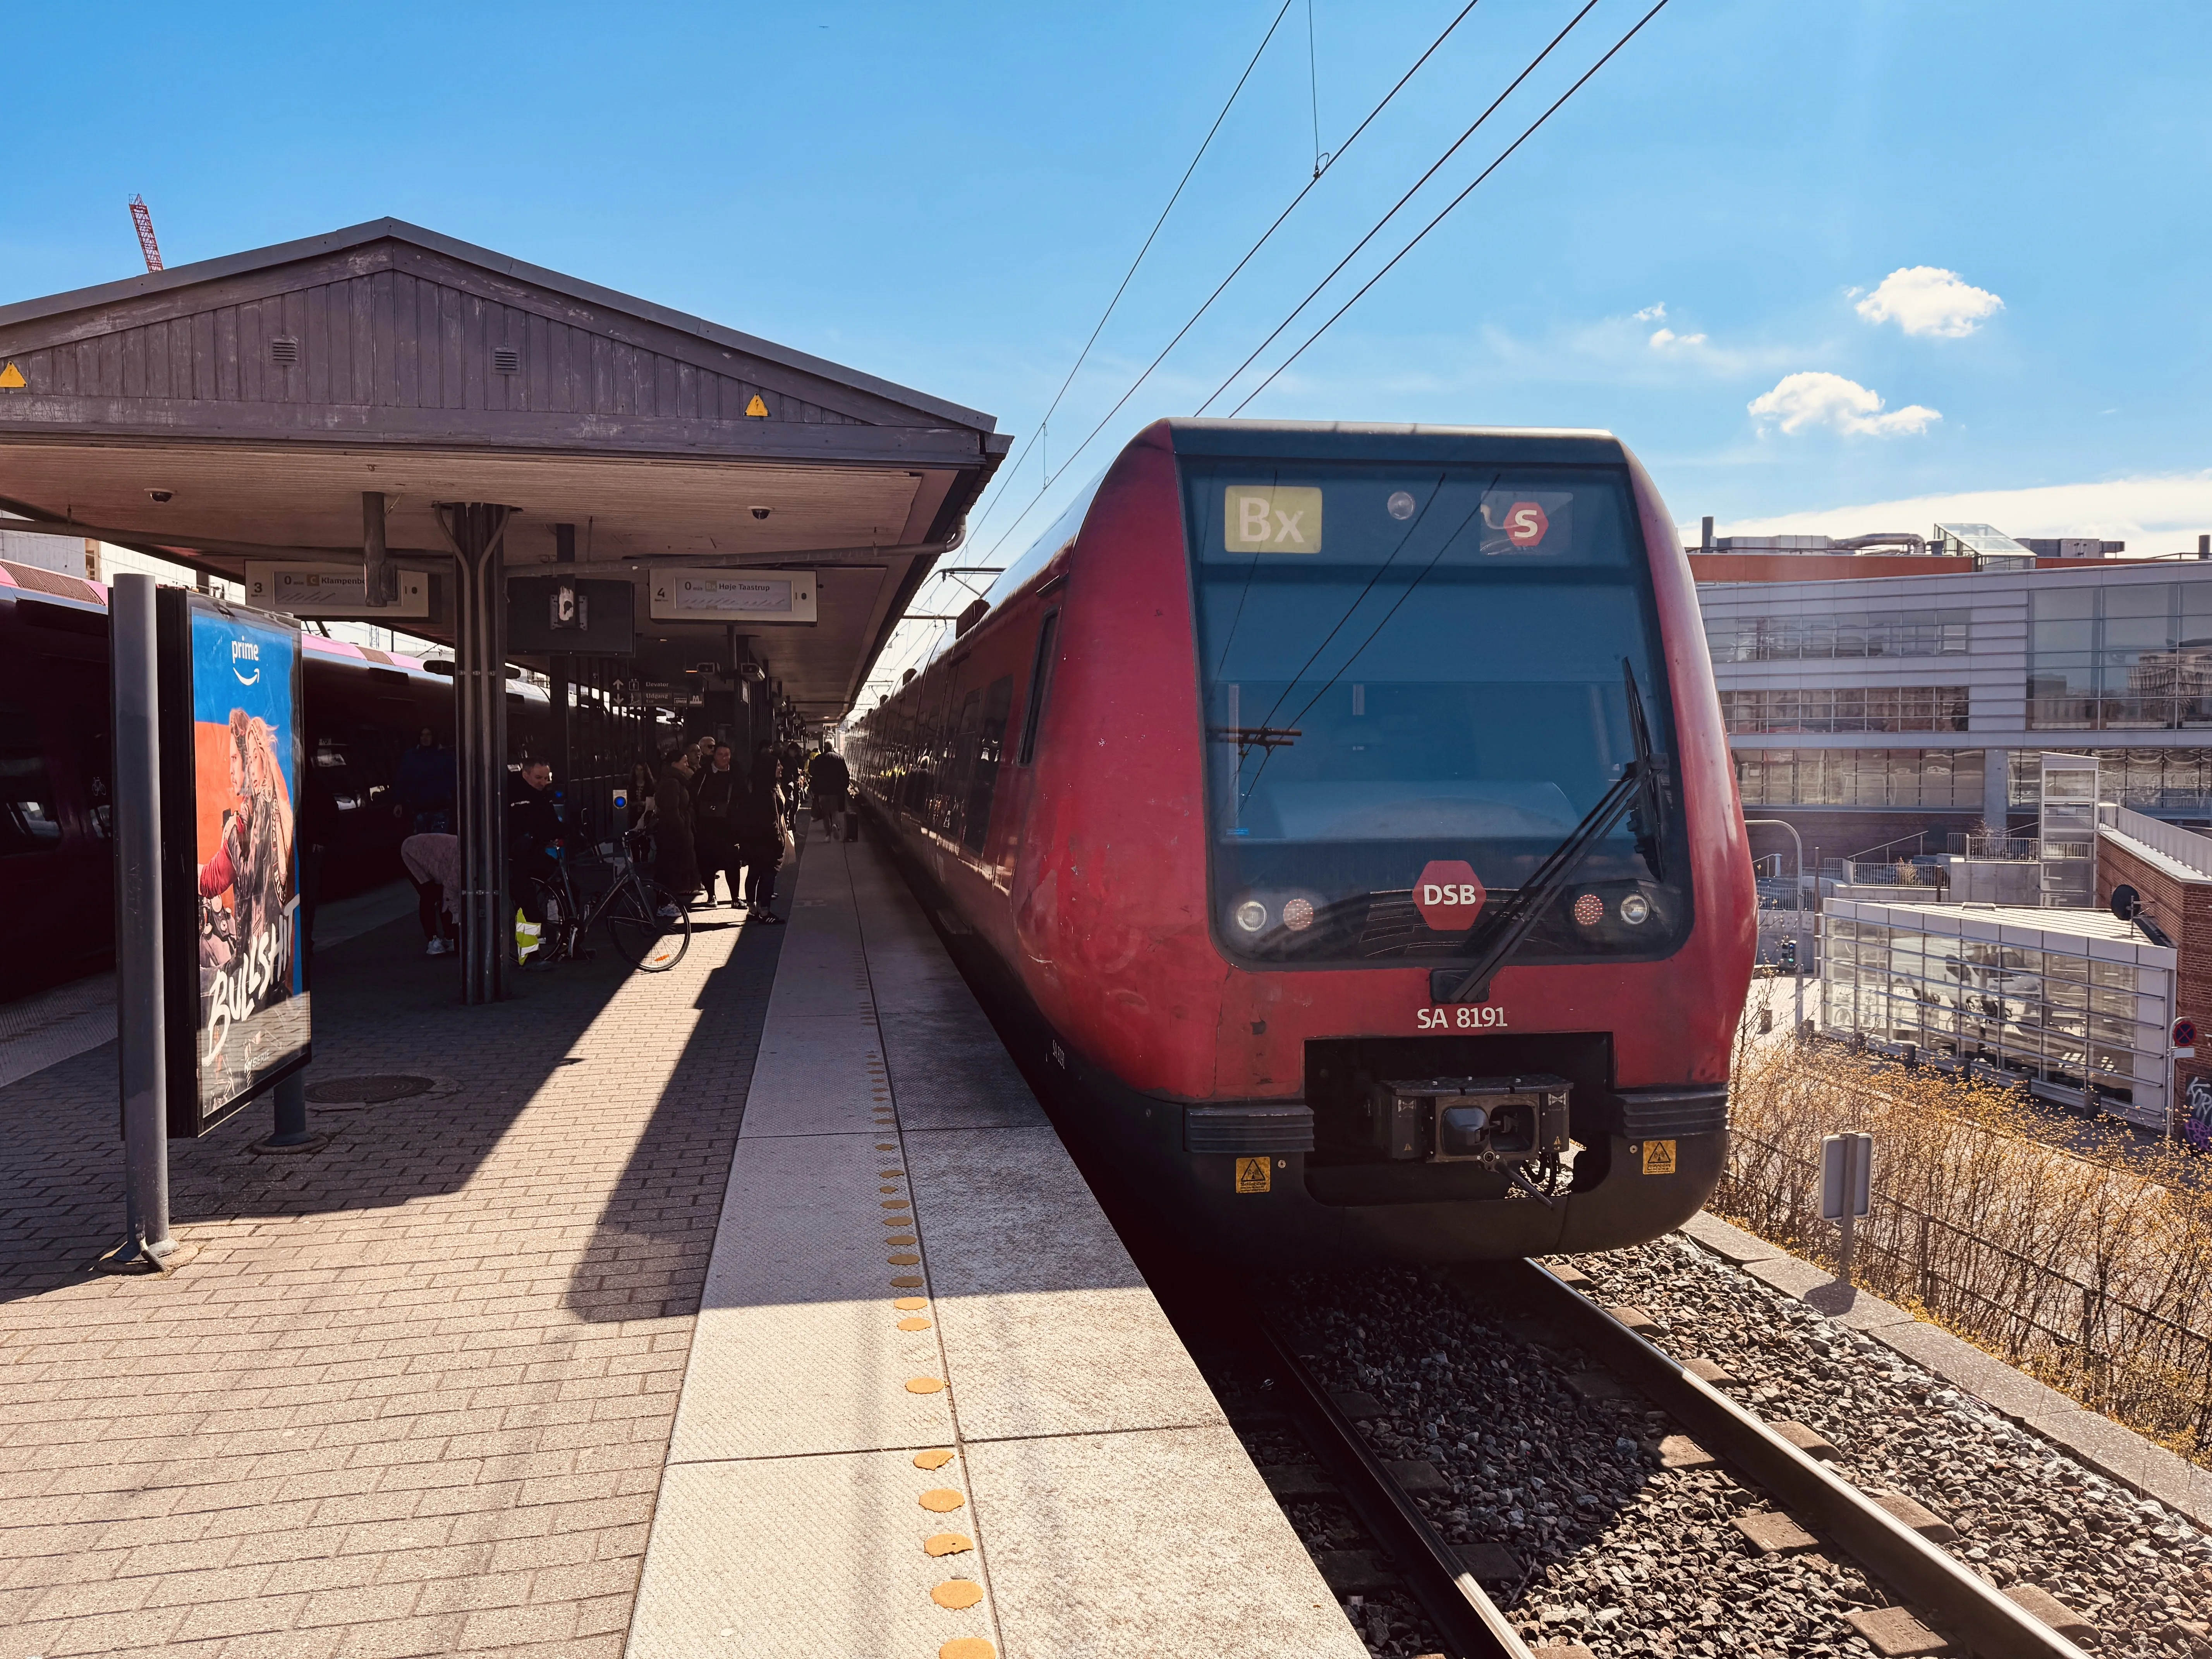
left=1274, top=1229, right=2212, bottom=1657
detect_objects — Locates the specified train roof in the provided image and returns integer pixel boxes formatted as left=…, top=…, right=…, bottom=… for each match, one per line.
left=0, top=558, right=538, bottom=693
left=1161, top=419, right=1625, bottom=466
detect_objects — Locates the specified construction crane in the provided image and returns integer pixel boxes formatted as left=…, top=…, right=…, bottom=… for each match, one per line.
left=128, top=195, right=163, bottom=273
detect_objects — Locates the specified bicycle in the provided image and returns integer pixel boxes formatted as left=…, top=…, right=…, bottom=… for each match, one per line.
left=519, top=827, right=691, bottom=972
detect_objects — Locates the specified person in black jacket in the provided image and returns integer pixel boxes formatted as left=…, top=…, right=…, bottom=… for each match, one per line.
left=508, top=760, right=563, bottom=941
left=693, top=743, right=741, bottom=906
left=807, top=746, right=851, bottom=843
left=733, top=748, right=784, bottom=924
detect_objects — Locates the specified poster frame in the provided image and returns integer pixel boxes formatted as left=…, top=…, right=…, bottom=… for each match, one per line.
left=155, top=587, right=313, bottom=1137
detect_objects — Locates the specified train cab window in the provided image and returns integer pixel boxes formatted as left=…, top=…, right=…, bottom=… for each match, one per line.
left=0, top=704, right=63, bottom=855
left=1182, top=459, right=1688, bottom=968
left=1016, top=610, right=1061, bottom=765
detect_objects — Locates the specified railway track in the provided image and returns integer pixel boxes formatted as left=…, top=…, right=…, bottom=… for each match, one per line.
left=1504, top=1256, right=2101, bottom=1658
left=1195, top=1254, right=2109, bottom=1659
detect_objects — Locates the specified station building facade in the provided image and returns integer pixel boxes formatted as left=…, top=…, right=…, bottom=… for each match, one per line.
left=1700, top=542, right=2212, bottom=867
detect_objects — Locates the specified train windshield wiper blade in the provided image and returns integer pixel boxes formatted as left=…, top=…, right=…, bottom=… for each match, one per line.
left=1436, top=660, right=1661, bottom=1005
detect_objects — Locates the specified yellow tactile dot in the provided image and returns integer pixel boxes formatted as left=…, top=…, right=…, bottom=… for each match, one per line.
left=890, top=1276, right=924, bottom=1288
left=923, top=1531, right=972, bottom=1557
left=898, top=1316, right=933, bottom=1331
left=879, top=1169, right=903, bottom=1178
left=918, top=1487, right=965, bottom=1511
left=882, top=1199, right=911, bottom=1209
left=905, top=1376, right=945, bottom=1395
left=883, top=1216, right=909, bottom=1227
left=931, top=1580, right=984, bottom=1611
left=914, top=1447, right=954, bottom=1470
left=880, top=1185, right=902, bottom=1194
left=888, top=1254, right=920, bottom=1266
left=875, top=1144, right=896, bottom=1151
left=940, top=1638, right=995, bottom=1659
left=894, top=1297, right=929, bottom=1312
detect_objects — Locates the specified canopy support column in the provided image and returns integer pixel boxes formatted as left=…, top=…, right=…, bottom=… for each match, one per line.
left=438, top=502, right=517, bottom=1005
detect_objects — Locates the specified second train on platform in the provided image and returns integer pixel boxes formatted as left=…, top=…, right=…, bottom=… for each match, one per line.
left=846, top=420, right=1756, bottom=1263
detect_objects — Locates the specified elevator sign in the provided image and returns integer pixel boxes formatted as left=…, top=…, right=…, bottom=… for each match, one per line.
left=1414, top=860, right=1487, bottom=931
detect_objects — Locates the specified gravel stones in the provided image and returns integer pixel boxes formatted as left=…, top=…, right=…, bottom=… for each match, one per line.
left=1270, top=1231, right=2212, bottom=1657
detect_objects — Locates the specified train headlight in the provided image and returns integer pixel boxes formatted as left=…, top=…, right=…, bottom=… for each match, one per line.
left=1619, top=893, right=1652, bottom=926
left=1571, top=893, right=1603, bottom=927
left=1386, top=490, right=1418, bottom=521
left=1283, top=896, right=1315, bottom=931
left=1234, top=900, right=1269, bottom=933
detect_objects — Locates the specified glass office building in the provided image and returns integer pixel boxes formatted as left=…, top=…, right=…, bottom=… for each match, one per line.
left=1821, top=897, right=2177, bottom=1128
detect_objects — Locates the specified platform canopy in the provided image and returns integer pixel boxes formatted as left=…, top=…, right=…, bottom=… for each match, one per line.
left=0, top=218, right=1006, bottom=717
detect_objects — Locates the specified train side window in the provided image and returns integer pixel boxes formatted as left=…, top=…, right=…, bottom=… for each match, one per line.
left=961, top=675, right=1015, bottom=855
left=0, top=702, right=63, bottom=855
left=1016, top=609, right=1061, bottom=766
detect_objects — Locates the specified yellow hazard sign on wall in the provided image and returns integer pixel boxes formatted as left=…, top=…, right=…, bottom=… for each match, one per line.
left=1640, top=1139, right=1678, bottom=1176
left=1234, top=1156, right=1272, bottom=1194
left=0, top=363, right=24, bottom=389
left=744, top=393, right=769, bottom=417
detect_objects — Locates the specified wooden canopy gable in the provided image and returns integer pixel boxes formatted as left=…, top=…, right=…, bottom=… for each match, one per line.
left=0, top=219, right=1006, bottom=710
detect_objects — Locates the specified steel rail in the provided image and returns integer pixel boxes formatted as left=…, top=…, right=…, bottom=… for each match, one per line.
left=1509, top=1258, right=2095, bottom=1659
left=1252, top=1315, right=1533, bottom=1659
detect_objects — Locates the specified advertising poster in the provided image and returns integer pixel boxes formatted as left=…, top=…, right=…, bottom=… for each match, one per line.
left=158, top=591, right=311, bottom=1134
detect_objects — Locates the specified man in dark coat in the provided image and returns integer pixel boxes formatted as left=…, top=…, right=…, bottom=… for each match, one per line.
left=693, top=744, right=741, bottom=907
left=733, top=750, right=784, bottom=925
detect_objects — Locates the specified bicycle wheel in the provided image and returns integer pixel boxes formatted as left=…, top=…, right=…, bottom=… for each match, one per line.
left=604, top=879, right=691, bottom=972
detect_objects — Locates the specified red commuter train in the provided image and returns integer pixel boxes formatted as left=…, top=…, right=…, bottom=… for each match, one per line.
left=0, top=559, right=549, bottom=999
left=849, top=421, right=1756, bottom=1264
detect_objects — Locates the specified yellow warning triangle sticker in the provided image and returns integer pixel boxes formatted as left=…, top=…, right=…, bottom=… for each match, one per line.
left=0, top=363, right=24, bottom=389
left=744, top=393, right=769, bottom=417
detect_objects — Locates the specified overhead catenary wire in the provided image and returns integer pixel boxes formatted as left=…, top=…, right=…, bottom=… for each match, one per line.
left=1197, top=0, right=1607, bottom=415
left=961, top=0, right=1297, bottom=551
left=967, top=0, right=1492, bottom=572
left=1226, top=0, right=1674, bottom=415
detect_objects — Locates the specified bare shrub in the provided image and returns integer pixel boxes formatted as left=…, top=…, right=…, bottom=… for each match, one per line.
left=1718, top=1034, right=2212, bottom=1464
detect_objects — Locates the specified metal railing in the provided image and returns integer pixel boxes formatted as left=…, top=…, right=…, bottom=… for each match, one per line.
left=1721, top=1129, right=2212, bottom=1451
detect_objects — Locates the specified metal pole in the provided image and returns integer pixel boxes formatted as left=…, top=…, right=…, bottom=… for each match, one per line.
left=1837, top=1133, right=1858, bottom=1287
left=1745, top=818, right=1807, bottom=1034
left=110, top=573, right=172, bottom=1269
left=258, top=1068, right=319, bottom=1150
left=438, top=503, right=516, bottom=1005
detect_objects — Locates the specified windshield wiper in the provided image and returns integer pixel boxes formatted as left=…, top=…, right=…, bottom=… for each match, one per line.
left=1432, top=659, right=1666, bottom=1005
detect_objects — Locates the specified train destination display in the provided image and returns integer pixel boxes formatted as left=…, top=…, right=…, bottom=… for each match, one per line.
left=157, top=590, right=311, bottom=1135
left=647, top=567, right=817, bottom=624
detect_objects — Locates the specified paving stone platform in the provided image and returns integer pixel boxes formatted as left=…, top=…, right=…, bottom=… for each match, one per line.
left=1, top=835, right=1358, bottom=1659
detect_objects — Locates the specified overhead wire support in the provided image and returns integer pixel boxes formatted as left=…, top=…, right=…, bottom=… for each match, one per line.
left=970, top=0, right=1491, bottom=570
left=962, top=0, right=1298, bottom=547
left=1227, top=0, right=1674, bottom=416
left=128, top=195, right=163, bottom=273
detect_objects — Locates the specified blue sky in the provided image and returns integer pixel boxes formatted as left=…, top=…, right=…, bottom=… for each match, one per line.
left=7, top=1, right=2208, bottom=685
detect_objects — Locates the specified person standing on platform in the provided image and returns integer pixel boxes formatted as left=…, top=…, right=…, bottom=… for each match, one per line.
left=807, top=745, right=851, bottom=843
left=394, top=726, right=455, bottom=835
left=508, top=759, right=564, bottom=958
left=733, top=752, right=785, bottom=925
left=401, top=832, right=460, bottom=957
left=694, top=743, right=740, bottom=906
left=653, top=753, right=700, bottom=918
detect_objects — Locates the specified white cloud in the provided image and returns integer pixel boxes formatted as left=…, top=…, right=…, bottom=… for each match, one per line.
left=1632, top=302, right=1666, bottom=322
left=1854, top=266, right=2004, bottom=338
left=1681, top=471, right=2212, bottom=549
left=1650, top=327, right=1708, bottom=349
left=1747, top=371, right=1939, bottom=437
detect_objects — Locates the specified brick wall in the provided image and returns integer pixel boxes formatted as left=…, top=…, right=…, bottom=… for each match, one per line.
left=2096, top=837, right=2212, bottom=1096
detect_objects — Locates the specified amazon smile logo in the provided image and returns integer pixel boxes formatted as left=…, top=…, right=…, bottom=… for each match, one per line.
left=231, top=639, right=261, bottom=686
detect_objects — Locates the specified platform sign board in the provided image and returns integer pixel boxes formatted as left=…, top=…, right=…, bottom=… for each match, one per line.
left=244, top=560, right=431, bottom=619
left=155, top=589, right=311, bottom=1136
left=649, top=567, right=817, bottom=625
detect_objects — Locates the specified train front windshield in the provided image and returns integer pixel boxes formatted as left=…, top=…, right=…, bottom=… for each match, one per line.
left=1181, top=459, right=1691, bottom=967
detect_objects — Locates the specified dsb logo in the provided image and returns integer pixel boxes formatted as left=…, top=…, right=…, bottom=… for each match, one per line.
left=1413, top=860, right=1486, bottom=931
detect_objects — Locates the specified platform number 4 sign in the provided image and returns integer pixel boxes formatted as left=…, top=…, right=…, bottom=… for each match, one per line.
left=1234, top=1156, right=1272, bottom=1194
